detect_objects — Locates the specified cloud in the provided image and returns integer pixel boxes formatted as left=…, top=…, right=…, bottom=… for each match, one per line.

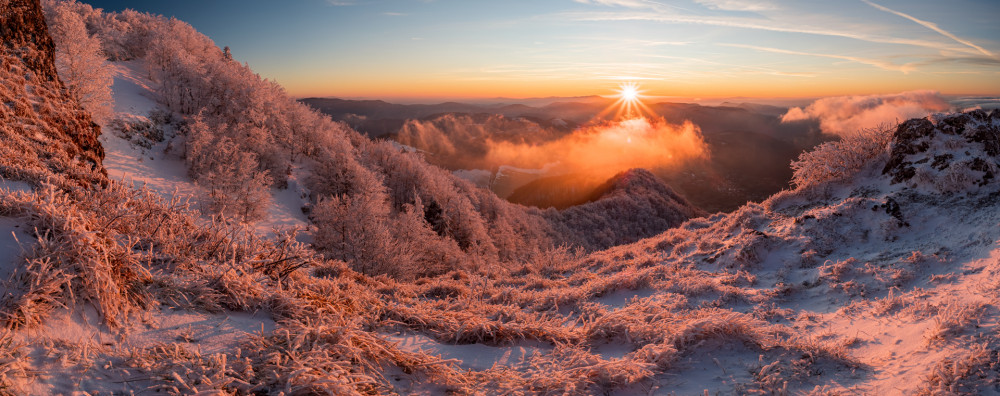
left=397, top=114, right=710, bottom=179
left=862, top=0, right=994, bottom=58
left=565, top=11, right=981, bottom=56
left=325, top=0, right=355, bottom=5
left=485, top=117, right=709, bottom=178
left=723, top=43, right=916, bottom=73
left=693, top=0, right=776, bottom=11
left=781, top=91, right=952, bottom=136
left=573, top=0, right=660, bottom=9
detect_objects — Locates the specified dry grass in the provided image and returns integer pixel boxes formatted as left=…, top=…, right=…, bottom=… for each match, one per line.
left=924, top=301, right=990, bottom=346
left=919, top=343, right=1000, bottom=395
left=0, top=330, right=28, bottom=395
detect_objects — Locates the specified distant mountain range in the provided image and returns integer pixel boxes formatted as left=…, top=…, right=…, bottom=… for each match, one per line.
left=301, top=96, right=831, bottom=213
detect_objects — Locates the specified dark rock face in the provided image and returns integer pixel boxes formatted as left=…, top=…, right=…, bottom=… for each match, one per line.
left=882, top=109, right=999, bottom=189
left=0, top=0, right=59, bottom=81
left=0, top=0, right=105, bottom=184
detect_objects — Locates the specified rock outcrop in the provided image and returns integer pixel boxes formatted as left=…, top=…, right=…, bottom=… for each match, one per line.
left=0, top=0, right=106, bottom=186
left=883, top=109, right=999, bottom=191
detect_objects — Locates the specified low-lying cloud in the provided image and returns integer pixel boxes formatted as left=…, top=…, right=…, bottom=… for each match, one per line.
left=487, top=117, right=708, bottom=178
left=397, top=114, right=709, bottom=180
left=397, top=114, right=566, bottom=170
left=782, top=90, right=952, bottom=136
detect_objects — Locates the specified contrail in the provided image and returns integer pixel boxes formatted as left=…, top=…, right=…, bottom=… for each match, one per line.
left=862, top=0, right=994, bottom=58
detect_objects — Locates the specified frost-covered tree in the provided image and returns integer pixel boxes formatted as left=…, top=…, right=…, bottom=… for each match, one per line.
left=185, top=117, right=273, bottom=221
left=311, top=192, right=406, bottom=277
left=42, top=0, right=113, bottom=123
left=790, top=124, right=895, bottom=188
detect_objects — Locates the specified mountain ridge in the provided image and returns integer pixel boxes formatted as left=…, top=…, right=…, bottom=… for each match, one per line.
left=0, top=0, right=998, bottom=393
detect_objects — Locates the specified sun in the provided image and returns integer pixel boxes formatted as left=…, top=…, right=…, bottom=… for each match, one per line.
left=618, top=82, right=639, bottom=102
left=599, top=81, right=654, bottom=121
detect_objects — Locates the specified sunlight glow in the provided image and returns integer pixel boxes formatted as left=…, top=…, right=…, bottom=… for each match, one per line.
left=619, top=83, right=639, bottom=102
left=595, top=82, right=657, bottom=121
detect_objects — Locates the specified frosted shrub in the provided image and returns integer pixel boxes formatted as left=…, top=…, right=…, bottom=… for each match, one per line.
left=790, top=124, right=895, bottom=189
left=108, top=115, right=164, bottom=150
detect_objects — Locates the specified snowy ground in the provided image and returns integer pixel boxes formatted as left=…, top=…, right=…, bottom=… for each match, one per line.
left=100, top=60, right=309, bottom=236
left=14, top=305, right=275, bottom=394
left=368, top=146, right=1000, bottom=393
left=383, top=332, right=547, bottom=371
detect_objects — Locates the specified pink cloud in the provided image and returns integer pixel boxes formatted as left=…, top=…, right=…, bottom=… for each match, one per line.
left=782, top=91, right=952, bottom=136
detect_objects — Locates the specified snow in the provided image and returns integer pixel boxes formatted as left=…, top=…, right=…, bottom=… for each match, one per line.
left=383, top=332, right=548, bottom=371
left=108, top=61, right=158, bottom=115
left=0, top=181, right=32, bottom=280
left=0, top=217, right=29, bottom=281
left=585, top=183, right=1000, bottom=393
left=592, top=342, right=633, bottom=360
left=16, top=305, right=275, bottom=395
left=0, top=178, right=33, bottom=194
left=101, top=60, right=309, bottom=236
left=644, top=341, right=768, bottom=395
left=20, top=306, right=274, bottom=354
left=595, top=288, right=657, bottom=308
left=102, top=60, right=211, bottom=213
left=452, top=168, right=492, bottom=188
left=255, top=165, right=310, bottom=236
left=102, top=132, right=210, bottom=208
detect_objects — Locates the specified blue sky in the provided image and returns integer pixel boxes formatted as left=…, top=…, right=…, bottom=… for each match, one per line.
left=80, top=0, right=1000, bottom=100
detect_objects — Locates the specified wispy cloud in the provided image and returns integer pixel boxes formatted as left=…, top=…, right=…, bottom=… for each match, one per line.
left=326, top=0, right=355, bottom=6
left=639, top=53, right=815, bottom=77
left=599, top=75, right=663, bottom=80
left=772, top=71, right=817, bottom=77
left=468, top=60, right=712, bottom=81
left=566, top=11, right=978, bottom=56
left=383, top=12, right=406, bottom=16
left=915, top=56, right=1000, bottom=68
left=723, top=43, right=917, bottom=73
left=574, top=0, right=662, bottom=9
left=573, top=0, right=696, bottom=13
left=693, top=0, right=776, bottom=12
left=861, top=0, right=994, bottom=58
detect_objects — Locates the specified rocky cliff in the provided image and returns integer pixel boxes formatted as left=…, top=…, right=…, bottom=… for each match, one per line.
left=0, top=0, right=105, bottom=186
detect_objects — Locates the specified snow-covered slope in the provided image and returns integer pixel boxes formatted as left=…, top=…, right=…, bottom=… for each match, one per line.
left=5, top=0, right=999, bottom=393
left=380, top=110, right=1000, bottom=394
left=578, top=110, right=1000, bottom=393
left=99, top=60, right=309, bottom=236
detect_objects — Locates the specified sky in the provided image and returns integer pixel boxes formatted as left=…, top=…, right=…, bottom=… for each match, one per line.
left=80, top=0, right=1000, bottom=101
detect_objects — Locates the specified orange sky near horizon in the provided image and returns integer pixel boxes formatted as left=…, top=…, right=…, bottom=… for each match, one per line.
left=282, top=69, right=1000, bottom=101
